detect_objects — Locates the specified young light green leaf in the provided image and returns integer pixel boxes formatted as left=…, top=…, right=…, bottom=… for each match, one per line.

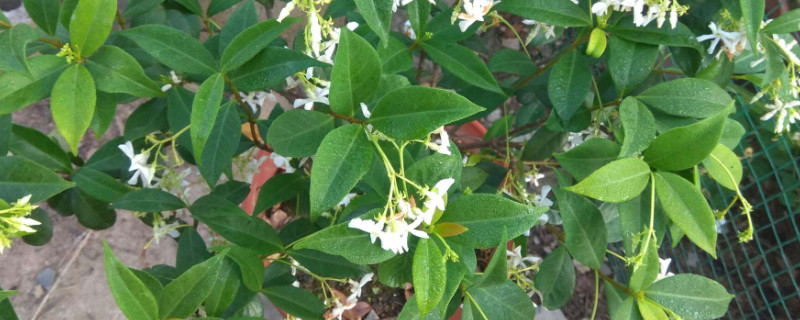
left=421, top=39, right=504, bottom=95
left=190, top=73, right=226, bottom=160
left=643, top=111, right=726, bottom=171
left=0, top=24, right=38, bottom=75
left=548, top=50, right=591, bottom=122
left=636, top=78, right=733, bottom=118
left=310, top=124, right=373, bottom=219
left=50, top=64, right=96, bottom=154
left=190, top=195, right=283, bottom=255
left=533, top=246, right=575, bottom=309
left=220, top=18, right=299, bottom=72
left=564, top=158, right=651, bottom=203
left=22, top=0, right=59, bottom=35
left=69, top=0, right=117, bottom=57
left=369, top=86, right=484, bottom=140
left=119, top=25, right=218, bottom=76
left=159, top=253, right=225, bottom=320
left=702, top=144, right=742, bottom=191
left=554, top=138, right=620, bottom=181
left=229, top=46, right=329, bottom=91
left=739, top=0, right=764, bottom=57
left=9, top=125, right=72, bottom=173
left=262, top=286, right=326, bottom=320
left=267, top=109, right=334, bottom=157
left=0, top=55, right=68, bottom=115
left=113, top=188, right=186, bottom=212
left=654, top=172, right=717, bottom=258
left=618, top=97, right=656, bottom=158
left=627, top=241, right=659, bottom=292
left=86, top=46, right=164, bottom=98
left=104, top=242, right=159, bottom=320
left=438, top=193, right=548, bottom=248
left=762, top=9, right=800, bottom=34
left=493, top=0, right=591, bottom=27
left=330, top=29, right=382, bottom=116
left=637, top=299, right=669, bottom=320
left=413, top=238, right=446, bottom=316
left=353, top=0, right=392, bottom=45
left=552, top=188, right=607, bottom=269
left=644, top=274, right=733, bottom=319
left=607, top=36, right=659, bottom=95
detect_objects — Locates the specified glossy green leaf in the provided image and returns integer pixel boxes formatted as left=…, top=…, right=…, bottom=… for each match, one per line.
left=637, top=299, right=669, bottom=320
left=0, top=24, right=38, bottom=75
left=173, top=0, right=202, bottom=15
left=610, top=18, right=702, bottom=51
left=438, top=193, right=548, bottom=248
left=22, top=0, right=59, bottom=35
left=494, top=0, right=591, bottom=27
left=294, top=210, right=396, bottom=264
left=762, top=9, right=800, bottom=34
left=0, top=55, right=68, bottom=115
left=225, top=246, right=265, bottom=292
left=521, top=128, right=568, bottom=161
left=218, top=0, right=257, bottom=53
left=0, top=156, right=75, bottom=203
left=413, top=238, right=446, bottom=315
left=290, top=249, right=371, bottom=278
left=489, top=49, right=536, bottom=75
left=69, top=0, right=117, bottom=57
left=553, top=188, right=607, bottom=269
left=190, top=73, right=226, bottom=160
left=554, top=138, right=620, bottom=181
left=51, top=64, right=96, bottom=154
left=254, top=173, right=308, bottom=214
left=204, top=259, right=240, bottom=316
left=608, top=36, right=659, bottom=95
left=548, top=50, right=591, bottom=122
left=189, top=195, right=283, bottom=255
left=119, top=25, right=218, bottom=76
left=86, top=46, right=164, bottom=98
left=123, top=0, right=164, bottom=18
left=104, top=242, right=159, bottom=320
left=267, top=109, right=334, bottom=157
left=354, top=0, right=392, bottom=44
left=73, top=167, right=134, bottom=202
left=229, top=46, right=329, bottom=91
left=637, top=78, right=733, bottom=118
left=159, top=253, right=225, bottom=320
left=207, top=0, right=241, bottom=16
left=369, top=86, right=484, bottom=140
left=643, top=112, right=726, bottom=171
left=309, top=124, right=373, bottom=219
left=9, top=125, right=72, bottom=173
left=21, top=208, right=53, bottom=246
left=612, top=298, right=643, bottom=320
left=69, top=188, right=117, bottom=229
left=467, top=281, right=536, bottom=320
left=199, top=102, right=241, bottom=186
left=739, top=0, right=764, bottom=57
left=654, top=172, right=717, bottom=257
left=421, top=39, right=503, bottom=94
left=123, top=98, right=168, bottom=141
left=406, top=0, right=429, bottom=39
left=618, top=192, right=667, bottom=257
left=702, top=144, right=742, bottom=191
left=470, top=236, right=509, bottom=288
left=644, top=274, right=733, bottom=319
left=618, top=97, right=656, bottom=158
left=220, top=18, right=299, bottom=72
left=176, top=228, right=212, bottom=273
left=564, top=157, right=651, bottom=203
left=330, top=29, right=382, bottom=116
left=262, top=286, right=326, bottom=320
left=534, top=246, right=574, bottom=309
left=0, top=115, right=10, bottom=155
left=113, top=188, right=186, bottom=212
left=90, top=92, right=117, bottom=139
left=378, top=36, right=413, bottom=74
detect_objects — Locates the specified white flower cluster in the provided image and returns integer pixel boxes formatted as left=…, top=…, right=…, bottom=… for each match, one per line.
left=592, top=0, right=684, bottom=29
left=761, top=99, right=800, bottom=134
left=349, top=178, right=455, bottom=254
left=0, top=195, right=40, bottom=254
left=696, top=22, right=748, bottom=58
left=119, top=141, right=156, bottom=188
left=457, top=0, right=495, bottom=32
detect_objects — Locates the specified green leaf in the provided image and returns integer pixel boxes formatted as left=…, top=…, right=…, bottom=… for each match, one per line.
left=643, top=112, right=726, bottom=171
left=438, top=193, right=548, bottom=248
left=637, top=299, right=669, bottom=320
left=548, top=50, right=591, bottom=122
left=636, top=78, right=733, bottom=118
left=612, top=298, right=643, bottom=320
left=554, top=138, right=620, bottom=181
left=0, top=24, right=38, bottom=75
left=406, top=0, right=430, bottom=40
left=330, top=29, right=382, bottom=116
left=627, top=241, right=659, bottom=292
left=220, top=18, right=299, bottom=72
left=309, top=124, right=373, bottom=219
left=0, top=156, right=75, bottom=203
left=489, top=49, right=536, bottom=75
left=0, top=115, right=10, bottom=155
left=610, top=18, right=702, bottom=51
left=159, top=253, right=225, bottom=320
left=294, top=210, right=396, bottom=264
left=23, top=0, right=59, bottom=35
left=0, top=55, right=68, bottom=115
left=199, top=102, right=241, bottom=186
left=0, top=290, right=18, bottom=302
left=607, top=36, right=659, bottom=95
left=534, top=246, right=574, bottom=309
left=73, top=167, right=134, bottom=202
left=59, top=0, right=79, bottom=30
left=654, top=172, right=717, bottom=258
left=644, top=274, right=733, bottom=319
left=123, top=0, right=164, bottom=18
left=413, top=238, right=447, bottom=316
left=564, top=157, right=651, bottom=203
left=207, top=0, right=241, bottom=16
left=21, top=208, right=53, bottom=246
left=618, top=192, right=666, bottom=256
left=369, top=86, right=483, bottom=140
left=421, top=39, right=503, bottom=94
left=494, top=0, right=591, bottom=27
left=553, top=188, right=607, bottom=269
left=467, top=281, right=537, bottom=320
left=68, top=0, right=117, bottom=57
left=124, top=98, right=168, bottom=140
left=189, top=195, right=283, bottom=255
left=119, top=25, right=218, bottom=76
left=176, top=228, right=212, bottom=273
left=218, top=0, right=257, bottom=53
left=190, top=73, right=226, bottom=160
left=254, top=173, right=309, bottom=214
left=470, top=236, right=509, bottom=288
left=378, top=36, right=413, bottom=74
left=91, top=92, right=117, bottom=139
left=739, top=0, right=764, bottom=57
left=762, top=9, right=800, bottom=34
left=86, top=46, right=164, bottom=98
left=290, top=249, right=371, bottom=278
left=225, top=246, right=265, bottom=292
left=51, top=64, right=96, bottom=154
left=267, top=109, right=334, bottom=157
left=618, top=97, right=656, bottom=158
left=204, top=259, right=240, bottom=316
left=173, top=0, right=202, bottom=15
left=702, top=144, right=742, bottom=191
left=521, top=128, right=568, bottom=161
left=354, top=0, right=392, bottom=45
left=113, top=188, right=186, bottom=212
left=69, top=188, right=117, bottom=229
left=9, top=125, right=72, bottom=173
left=262, top=286, right=326, bottom=320
left=104, top=242, right=159, bottom=320
left=229, top=46, right=329, bottom=91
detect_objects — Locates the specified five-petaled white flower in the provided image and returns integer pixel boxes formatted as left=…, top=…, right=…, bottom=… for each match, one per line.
left=657, top=257, right=675, bottom=280
left=507, top=245, right=541, bottom=269
left=525, top=172, right=545, bottom=187
left=417, top=178, right=455, bottom=224
left=533, top=185, right=553, bottom=207
left=457, top=0, right=494, bottom=32
left=380, top=216, right=429, bottom=254
left=293, top=87, right=330, bottom=110
left=349, top=217, right=386, bottom=244
left=270, top=153, right=298, bottom=173
left=761, top=98, right=800, bottom=134
left=119, top=141, right=156, bottom=187
left=347, top=273, right=374, bottom=300
left=696, top=22, right=747, bottom=58
left=427, top=127, right=452, bottom=155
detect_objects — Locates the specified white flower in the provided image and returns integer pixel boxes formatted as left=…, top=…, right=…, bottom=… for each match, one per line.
left=277, top=0, right=296, bottom=22
left=270, top=153, right=296, bottom=173
left=338, top=193, right=358, bottom=208
left=696, top=22, right=747, bottom=57
left=427, top=127, right=452, bottom=155
left=330, top=298, right=357, bottom=320
left=533, top=185, right=553, bottom=207
left=657, top=257, right=675, bottom=280
left=380, top=217, right=429, bottom=254
left=160, top=71, right=181, bottom=92
left=403, top=20, right=416, bottom=40
left=525, top=172, right=545, bottom=187
left=293, top=87, right=330, bottom=110
left=771, top=34, right=800, bottom=66
left=240, top=91, right=267, bottom=114
left=360, top=103, right=371, bottom=118
left=118, top=141, right=156, bottom=187
left=522, top=20, right=556, bottom=43
left=506, top=245, right=541, bottom=269
left=349, top=217, right=386, bottom=243
left=761, top=99, right=800, bottom=133
left=347, top=273, right=374, bottom=300
left=423, top=178, right=455, bottom=210
left=457, top=0, right=494, bottom=32
left=391, top=0, right=414, bottom=12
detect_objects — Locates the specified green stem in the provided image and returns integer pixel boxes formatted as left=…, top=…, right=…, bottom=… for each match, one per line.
left=590, top=270, right=599, bottom=320
left=464, top=290, right=490, bottom=320
left=708, top=153, right=753, bottom=242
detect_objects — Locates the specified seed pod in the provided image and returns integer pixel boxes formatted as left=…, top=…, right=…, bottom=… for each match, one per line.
left=586, top=28, right=607, bottom=58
